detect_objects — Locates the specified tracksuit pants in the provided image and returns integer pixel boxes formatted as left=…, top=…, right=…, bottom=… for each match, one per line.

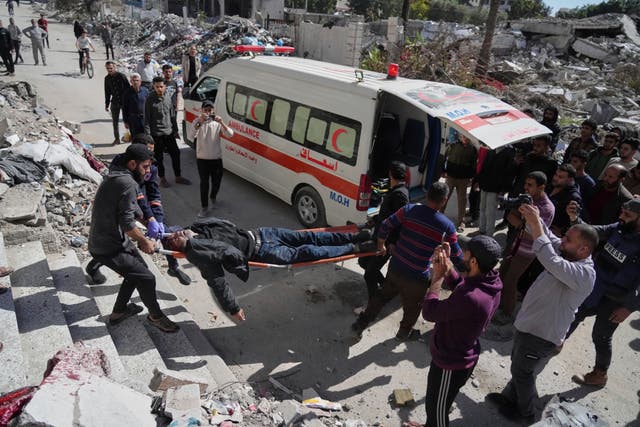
left=425, top=361, right=476, bottom=427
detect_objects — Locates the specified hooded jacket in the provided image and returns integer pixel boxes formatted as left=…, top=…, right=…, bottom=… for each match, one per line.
left=477, top=146, right=517, bottom=193
left=88, top=164, right=142, bottom=256
left=423, top=269, right=502, bottom=370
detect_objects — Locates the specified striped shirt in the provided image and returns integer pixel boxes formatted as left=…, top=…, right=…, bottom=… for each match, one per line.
left=378, top=203, right=464, bottom=281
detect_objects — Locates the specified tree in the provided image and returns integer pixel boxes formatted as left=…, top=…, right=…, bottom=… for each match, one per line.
left=475, top=0, right=500, bottom=77
left=507, top=0, right=551, bottom=19
left=286, top=0, right=338, bottom=13
left=349, top=0, right=403, bottom=20
left=410, top=0, right=430, bottom=19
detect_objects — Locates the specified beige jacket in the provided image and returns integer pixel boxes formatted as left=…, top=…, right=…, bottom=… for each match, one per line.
left=181, top=53, right=202, bottom=83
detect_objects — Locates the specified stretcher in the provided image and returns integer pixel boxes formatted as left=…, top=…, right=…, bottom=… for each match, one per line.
left=156, top=224, right=380, bottom=270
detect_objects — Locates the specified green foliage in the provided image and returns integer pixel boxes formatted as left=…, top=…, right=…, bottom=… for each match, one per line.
left=286, top=0, right=338, bottom=13
left=360, top=46, right=389, bottom=72
left=507, top=0, right=552, bottom=19
left=348, top=0, right=403, bottom=21
left=410, top=0, right=431, bottom=19
left=558, top=0, right=640, bottom=18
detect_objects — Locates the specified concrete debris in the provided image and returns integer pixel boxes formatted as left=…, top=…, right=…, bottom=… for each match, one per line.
left=149, top=367, right=210, bottom=394
left=0, top=183, right=44, bottom=222
left=163, top=384, right=204, bottom=425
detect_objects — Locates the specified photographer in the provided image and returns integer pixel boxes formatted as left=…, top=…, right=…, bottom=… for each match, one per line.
left=188, top=100, right=234, bottom=217
left=492, top=172, right=555, bottom=326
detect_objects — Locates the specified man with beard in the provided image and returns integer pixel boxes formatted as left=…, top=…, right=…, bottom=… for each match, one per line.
left=487, top=204, right=597, bottom=423
left=548, top=164, right=582, bottom=237
left=137, top=51, right=158, bottom=90
left=563, top=199, right=640, bottom=387
left=413, top=236, right=502, bottom=427
left=585, top=163, right=633, bottom=225
left=540, top=106, right=561, bottom=151
left=585, top=132, right=619, bottom=180
left=88, top=144, right=179, bottom=333
left=512, top=135, right=558, bottom=195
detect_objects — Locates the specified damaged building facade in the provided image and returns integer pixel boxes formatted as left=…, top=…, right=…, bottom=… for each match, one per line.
left=119, top=0, right=285, bottom=20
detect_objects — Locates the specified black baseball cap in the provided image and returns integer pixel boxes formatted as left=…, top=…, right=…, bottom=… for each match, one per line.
left=201, top=100, right=215, bottom=109
left=467, top=235, right=502, bottom=272
left=124, top=144, right=153, bottom=162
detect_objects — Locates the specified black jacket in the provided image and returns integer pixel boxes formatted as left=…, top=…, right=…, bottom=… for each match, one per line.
left=0, top=27, right=12, bottom=51
left=374, top=183, right=409, bottom=243
left=104, top=71, right=130, bottom=108
left=513, top=153, right=558, bottom=195
left=549, top=183, right=582, bottom=235
left=185, top=218, right=255, bottom=314
left=478, top=146, right=517, bottom=193
left=88, top=165, right=142, bottom=256
left=540, top=120, right=561, bottom=149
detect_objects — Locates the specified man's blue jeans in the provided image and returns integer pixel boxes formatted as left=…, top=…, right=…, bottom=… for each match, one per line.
left=255, top=227, right=356, bottom=265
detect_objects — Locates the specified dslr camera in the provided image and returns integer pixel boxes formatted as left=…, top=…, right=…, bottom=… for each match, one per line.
left=498, top=194, right=533, bottom=210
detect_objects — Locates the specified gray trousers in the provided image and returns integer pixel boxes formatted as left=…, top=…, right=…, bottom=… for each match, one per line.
left=31, top=42, right=45, bottom=64
left=502, top=330, right=556, bottom=418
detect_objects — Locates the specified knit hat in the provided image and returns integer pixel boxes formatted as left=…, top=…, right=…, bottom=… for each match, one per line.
left=467, top=235, right=501, bottom=272
left=124, top=144, right=153, bottom=162
left=622, top=198, right=640, bottom=215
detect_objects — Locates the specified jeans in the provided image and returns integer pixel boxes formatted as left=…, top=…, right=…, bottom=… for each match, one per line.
left=425, top=361, right=476, bottom=427
left=110, top=103, right=122, bottom=141
left=479, top=191, right=499, bottom=235
left=12, top=39, right=23, bottom=63
left=255, top=227, right=357, bottom=265
left=360, top=266, right=429, bottom=335
left=357, top=253, right=390, bottom=300
left=499, top=253, right=535, bottom=316
left=197, top=158, right=223, bottom=208
left=152, top=134, right=181, bottom=178
left=90, top=246, right=162, bottom=317
left=78, top=48, right=89, bottom=72
left=105, top=43, right=114, bottom=60
left=0, top=48, right=14, bottom=73
left=565, top=296, right=621, bottom=371
left=502, top=330, right=556, bottom=418
left=125, top=115, right=145, bottom=136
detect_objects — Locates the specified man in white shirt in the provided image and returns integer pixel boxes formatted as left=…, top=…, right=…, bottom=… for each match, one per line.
left=486, top=203, right=598, bottom=422
left=187, top=100, right=233, bottom=217
left=136, top=51, right=157, bottom=89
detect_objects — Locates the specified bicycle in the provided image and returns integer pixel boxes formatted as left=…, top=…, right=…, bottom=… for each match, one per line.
left=79, top=48, right=94, bottom=78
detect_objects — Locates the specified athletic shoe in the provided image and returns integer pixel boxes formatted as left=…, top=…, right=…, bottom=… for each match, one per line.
left=168, top=268, right=191, bottom=285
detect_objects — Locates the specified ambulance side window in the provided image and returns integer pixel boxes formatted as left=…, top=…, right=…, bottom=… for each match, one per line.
left=226, top=84, right=236, bottom=113
left=292, top=107, right=310, bottom=144
left=270, top=99, right=290, bottom=137
left=191, top=77, right=219, bottom=102
left=246, top=95, right=268, bottom=125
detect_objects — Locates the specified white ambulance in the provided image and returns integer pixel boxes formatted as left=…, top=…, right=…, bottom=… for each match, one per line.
left=182, top=55, right=550, bottom=228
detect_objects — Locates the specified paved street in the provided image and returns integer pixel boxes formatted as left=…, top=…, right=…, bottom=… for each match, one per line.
left=5, top=5, right=640, bottom=425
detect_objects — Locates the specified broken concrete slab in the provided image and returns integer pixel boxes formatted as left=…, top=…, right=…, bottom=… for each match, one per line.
left=163, top=384, right=203, bottom=424
left=519, top=20, right=573, bottom=36
left=572, top=37, right=619, bottom=63
left=77, top=375, right=157, bottom=427
left=149, top=367, right=209, bottom=394
left=540, top=35, right=574, bottom=52
left=0, top=183, right=44, bottom=221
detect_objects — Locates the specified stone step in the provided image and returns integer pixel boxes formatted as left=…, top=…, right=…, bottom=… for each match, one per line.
left=6, top=241, right=73, bottom=385
left=46, top=251, right=129, bottom=385
left=83, top=259, right=167, bottom=393
left=141, top=253, right=231, bottom=389
left=0, top=233, right=28, bottom=393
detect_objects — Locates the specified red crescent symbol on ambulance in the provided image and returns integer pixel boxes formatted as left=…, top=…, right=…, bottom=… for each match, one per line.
left=250, top=100, right=261, bottom=121
left=331, top=128, right=347, bottom=152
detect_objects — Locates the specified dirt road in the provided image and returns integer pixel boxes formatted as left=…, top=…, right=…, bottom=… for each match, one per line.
left=7, top=5, right=640, bottom=425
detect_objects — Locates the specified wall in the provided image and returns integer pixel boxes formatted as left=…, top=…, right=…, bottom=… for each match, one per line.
left=296, top=20, right=365, bottom=67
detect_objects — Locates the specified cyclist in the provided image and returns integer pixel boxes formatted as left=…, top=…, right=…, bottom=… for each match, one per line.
left=75, top=30, right=95, bottom=73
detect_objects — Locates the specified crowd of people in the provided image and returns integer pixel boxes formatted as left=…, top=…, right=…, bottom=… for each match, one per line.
left=0, top=12, right=49, bottom=75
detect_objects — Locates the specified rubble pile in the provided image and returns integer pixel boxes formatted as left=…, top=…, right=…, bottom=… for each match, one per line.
left=488, top=13, right=640, bottom=135
left=0, top=81, right=103, bottom=254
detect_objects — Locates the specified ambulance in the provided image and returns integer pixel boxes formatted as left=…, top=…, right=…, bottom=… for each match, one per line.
left=182, top=54, right=550, bottom=228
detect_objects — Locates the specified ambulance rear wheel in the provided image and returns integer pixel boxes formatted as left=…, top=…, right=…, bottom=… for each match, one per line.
left=294, top=186, right=326, bottom=228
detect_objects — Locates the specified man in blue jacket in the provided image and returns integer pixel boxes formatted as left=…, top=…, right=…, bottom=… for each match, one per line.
left=564, top=198, right=640, bottom=387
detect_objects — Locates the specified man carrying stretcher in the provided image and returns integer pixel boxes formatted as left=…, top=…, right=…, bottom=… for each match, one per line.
left=163, top=217, right=377, bottom=321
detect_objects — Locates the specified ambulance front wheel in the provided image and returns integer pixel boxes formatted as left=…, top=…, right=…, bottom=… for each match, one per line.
left=294, top=186, right=326, bottom=228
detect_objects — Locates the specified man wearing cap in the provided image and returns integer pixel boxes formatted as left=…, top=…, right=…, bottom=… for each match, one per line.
left=188, top=99, right=233, bottom=217
left=413, top=236, right=502, bottom=427
left=563, top=198, right=640, bottom=387
left=88, top=144, right=179, bottom=333
left=487, top=203, right=598, bottom=422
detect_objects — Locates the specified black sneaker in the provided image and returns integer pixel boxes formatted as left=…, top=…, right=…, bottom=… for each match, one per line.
left=355, top=240, right=377, bottom=253
left=395, top=329, right=421, bottom=342
left=168, top=268, right=191, bottom=285
left=85, top=262, right=106, bottom=285
left=351, top=315, right=369, bottom=335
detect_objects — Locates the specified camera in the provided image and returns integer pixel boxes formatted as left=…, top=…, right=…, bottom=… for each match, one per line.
left=498, top=194, right=533, bottom=210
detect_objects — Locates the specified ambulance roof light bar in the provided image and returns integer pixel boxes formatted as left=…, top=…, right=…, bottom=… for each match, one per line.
left=233, top=45, right=296, bottom=55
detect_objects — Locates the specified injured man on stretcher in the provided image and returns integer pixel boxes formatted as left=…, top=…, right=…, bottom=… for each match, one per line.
left=163, top=217, right=376, bottom=321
